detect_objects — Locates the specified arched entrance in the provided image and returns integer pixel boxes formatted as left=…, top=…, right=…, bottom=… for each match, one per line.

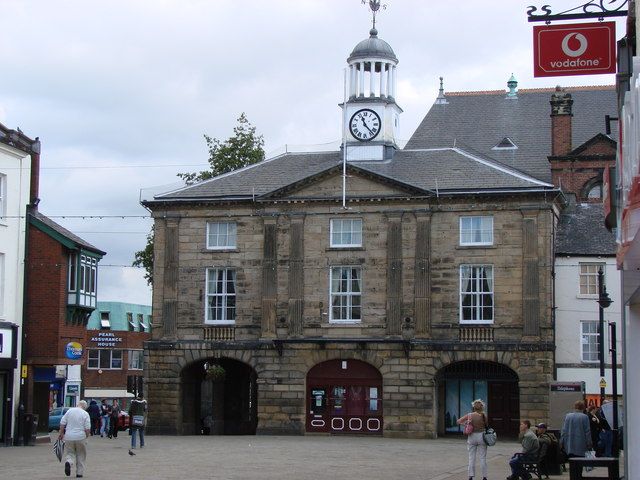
left=306, top=359, right=382, bottom=435
left=180, top=358, right=257, bottom=435
left=436, top=361, right=519, bottom=437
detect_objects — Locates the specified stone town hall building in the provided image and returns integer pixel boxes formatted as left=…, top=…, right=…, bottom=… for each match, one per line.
left=141, top=20, right=616, bottom=437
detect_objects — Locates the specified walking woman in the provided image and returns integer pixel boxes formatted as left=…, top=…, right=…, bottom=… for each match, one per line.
left=457, top=399, right=488, bottom=480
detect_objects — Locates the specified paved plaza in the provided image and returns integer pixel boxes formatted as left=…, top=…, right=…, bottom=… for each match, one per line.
left=0, top=434, right=622, bottom=480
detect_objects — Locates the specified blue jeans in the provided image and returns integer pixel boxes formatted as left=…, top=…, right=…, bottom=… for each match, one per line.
left=509, top=453, right=533, bottom=478
left=100, top=416, right=109, bottom=436
left=599, top=430, right=613, bottom=456
left=131, top=427, right=144, bottom=448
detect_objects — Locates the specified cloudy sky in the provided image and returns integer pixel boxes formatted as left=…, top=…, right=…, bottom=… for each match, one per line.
left=0, top=0, right=627, bottom=305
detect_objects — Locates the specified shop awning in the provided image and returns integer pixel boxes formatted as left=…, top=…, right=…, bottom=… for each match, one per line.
left=84, top=389, right=134, bottom=399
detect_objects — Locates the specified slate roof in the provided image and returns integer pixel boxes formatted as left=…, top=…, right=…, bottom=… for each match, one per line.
left=30, top=210, right=106, bottom=256
left=151, top=147, right=553, bottom=203
left=406, top=86, right=617, bottom=183
left=555, top=203, right=616, bottom=256
left=148, top=85, right=617, bottom=204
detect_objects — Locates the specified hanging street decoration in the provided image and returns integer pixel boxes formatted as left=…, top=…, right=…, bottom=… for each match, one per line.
left=533, top=21, right=616, bottom=77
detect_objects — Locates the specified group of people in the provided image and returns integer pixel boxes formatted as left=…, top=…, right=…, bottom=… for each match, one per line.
left=459, top=398, right=613, bottom=480
left=87, top=399, right=121, bottom=438
left=57, top=393, right=147, bottom=478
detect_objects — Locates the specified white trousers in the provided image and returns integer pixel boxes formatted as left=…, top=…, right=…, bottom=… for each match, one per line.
left=467, top=431, right=487, bottom=478
left=65, top=439, right=87, bottom=476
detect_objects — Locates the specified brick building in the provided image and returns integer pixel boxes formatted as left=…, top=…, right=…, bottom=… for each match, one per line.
left=549, top=87, right=622, bottom=411
left=22, top=210, right=105, bottom=431
left=83, top=301, right=151, bottom=405
left=141, top=23, right=616, bottom=438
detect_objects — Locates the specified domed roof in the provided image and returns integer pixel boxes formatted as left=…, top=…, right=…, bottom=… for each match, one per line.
left=347, top=28, right=397, bottom=63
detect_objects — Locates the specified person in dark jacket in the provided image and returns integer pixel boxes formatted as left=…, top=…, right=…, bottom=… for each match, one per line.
left=109, top=399, right=121, bottom=438
left=87, top=400, right=101, bottom=436
left=536, top=423, right=559, bottom=475
left=129, top=393, right=147, bottom=451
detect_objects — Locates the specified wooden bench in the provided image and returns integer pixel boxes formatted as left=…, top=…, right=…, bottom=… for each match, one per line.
left=568, top=457, right=620, bottom=480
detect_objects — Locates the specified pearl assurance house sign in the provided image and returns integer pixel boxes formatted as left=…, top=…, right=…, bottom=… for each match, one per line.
left=533, top=21, right=616, bottom=77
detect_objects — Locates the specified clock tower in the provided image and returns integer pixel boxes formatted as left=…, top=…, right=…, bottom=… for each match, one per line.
left=342, top=2, right=401, bottom=162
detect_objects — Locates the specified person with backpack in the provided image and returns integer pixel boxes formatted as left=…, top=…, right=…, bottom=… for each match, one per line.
left=456, top=399, right=488, bottom=480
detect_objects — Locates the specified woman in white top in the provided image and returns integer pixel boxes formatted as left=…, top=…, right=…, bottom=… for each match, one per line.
left=457, top=398, right=488, bottom=480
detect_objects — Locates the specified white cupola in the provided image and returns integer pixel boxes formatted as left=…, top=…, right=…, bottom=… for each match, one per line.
left=341, top=22, right=402, bottom=162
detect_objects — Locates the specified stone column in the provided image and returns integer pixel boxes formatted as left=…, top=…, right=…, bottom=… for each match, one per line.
left=391, top=65, right=397, bottom=99
left=288, top=216, right=304, bottom=336
left=261, top=217, right=277, bottom=338
left=162, top=217, right=179, bottom=338
left=359, top=62, right=365, bottom=97
left=369, top=61, right=376, bottom=97
left=522, top=214, right=540, bottom=336
left=386, top=214, right=403, bottom=335
left=349, top=65, right=356, bottom=98
left=380, top=62, right=387, bottom=97
left=414, top=213, right=431, bottom=336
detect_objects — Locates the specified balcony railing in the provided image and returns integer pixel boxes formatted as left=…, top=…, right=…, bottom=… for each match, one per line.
left=203, top=326, right=235, bottom=341
left=459, top=326, right=494, bottom=343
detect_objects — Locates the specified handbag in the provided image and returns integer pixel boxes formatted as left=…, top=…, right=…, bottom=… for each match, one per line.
left=132, top=415, right=144, bottom=427
left=463, top=413, right=474, bottom=435
left=483, top=427, right=497, bottom=446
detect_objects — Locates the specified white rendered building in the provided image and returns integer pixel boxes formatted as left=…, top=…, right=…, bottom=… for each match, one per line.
left=0, top=123, right=39, bottom=445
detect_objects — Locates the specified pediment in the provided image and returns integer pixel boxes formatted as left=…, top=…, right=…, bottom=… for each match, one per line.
left=260, top=164, right=428, bottom=201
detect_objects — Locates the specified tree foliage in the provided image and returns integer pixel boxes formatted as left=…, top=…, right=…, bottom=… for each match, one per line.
left=132, top=225, right=155, bottom=285
left=178, top=112, right=265, bottom=184
left=133, top=114, right=265, bottom=286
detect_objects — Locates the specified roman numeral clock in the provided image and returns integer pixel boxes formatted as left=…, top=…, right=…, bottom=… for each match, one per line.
left=350, top=109, right=381, bottom=141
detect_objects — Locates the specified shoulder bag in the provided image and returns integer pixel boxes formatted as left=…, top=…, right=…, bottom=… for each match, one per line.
left=463, top=413, right=474, bottom=435
left=482, top=413, right=497, bottom=446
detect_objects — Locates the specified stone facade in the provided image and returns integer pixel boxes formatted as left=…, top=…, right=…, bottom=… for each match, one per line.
left=145, top=170, right=559, bottom=438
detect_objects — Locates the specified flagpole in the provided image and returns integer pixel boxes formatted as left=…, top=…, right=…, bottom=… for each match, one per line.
left=342, top=67, right=347, bottom=209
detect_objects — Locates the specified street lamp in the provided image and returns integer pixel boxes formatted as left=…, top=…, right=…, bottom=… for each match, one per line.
left=597, top=268, right=612, bottom=406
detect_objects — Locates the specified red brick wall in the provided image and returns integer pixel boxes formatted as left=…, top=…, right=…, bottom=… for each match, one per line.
left=23, top=227, right=86, bottom=365
left=81, top=330, right=151, bottom=393
left=551, top=115, right=572, bottom=156
left=550, top=139, right=616, bottom=202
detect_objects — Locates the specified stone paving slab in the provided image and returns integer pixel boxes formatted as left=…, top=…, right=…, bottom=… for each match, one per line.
left=0, top=434, right=622, bottom=480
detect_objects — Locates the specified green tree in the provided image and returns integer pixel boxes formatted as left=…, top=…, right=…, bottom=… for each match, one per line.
left=178, top=112, right=265, bottom=184
left=132, top=225, right=155, bottom=285
left=133, top=113, right=265, bottom=285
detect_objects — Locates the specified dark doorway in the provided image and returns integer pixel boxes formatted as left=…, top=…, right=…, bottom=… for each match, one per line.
left=180, top=358, right=257, bottom=435
left=306, top=359, right=382, bottom=435
left=436, top=361, right=519, bottom=438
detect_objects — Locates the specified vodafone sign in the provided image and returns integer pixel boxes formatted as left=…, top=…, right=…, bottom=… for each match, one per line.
left=533, top=22, right=616, bottom=77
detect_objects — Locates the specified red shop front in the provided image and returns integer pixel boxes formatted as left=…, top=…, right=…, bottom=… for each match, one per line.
left=306, top=359, right=382, bottom=435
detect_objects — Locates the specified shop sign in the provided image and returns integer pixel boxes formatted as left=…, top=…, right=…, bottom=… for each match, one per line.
left=65, top=342, right=83, bottom=360
left=90, top=332, right=124, bottom=347
left=533, top=22, right=616, bottom=77
left=67, top=384, right=80, bottom=394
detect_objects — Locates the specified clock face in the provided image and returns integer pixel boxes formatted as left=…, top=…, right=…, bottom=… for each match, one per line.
left=349, top=109, right=381, bottom=141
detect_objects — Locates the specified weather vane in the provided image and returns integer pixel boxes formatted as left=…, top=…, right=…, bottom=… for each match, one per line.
left=362, top=0, right=387, bottom=30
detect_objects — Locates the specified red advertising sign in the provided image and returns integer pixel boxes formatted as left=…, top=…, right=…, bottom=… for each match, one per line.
left=533, top=22, right=616, bottom=77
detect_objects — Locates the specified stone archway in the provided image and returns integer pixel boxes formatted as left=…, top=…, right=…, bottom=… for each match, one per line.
left=435, top=360, right=519, bottom=437
left=180, top=357, right=257, bottom=435
left=306, top=359, right=383, bottom=435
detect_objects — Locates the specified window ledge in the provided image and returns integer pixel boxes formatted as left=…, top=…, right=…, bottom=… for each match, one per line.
left=202, top=248, right=239, bottom=253
left=326, top=247, right=365, bottom=251
left=456, top=245, right=495, bottom=250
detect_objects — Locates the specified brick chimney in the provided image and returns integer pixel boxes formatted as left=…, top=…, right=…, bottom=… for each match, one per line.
left=550, top=86, right=573, bottom=156
left=30, top=137, right=41, bottom=209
